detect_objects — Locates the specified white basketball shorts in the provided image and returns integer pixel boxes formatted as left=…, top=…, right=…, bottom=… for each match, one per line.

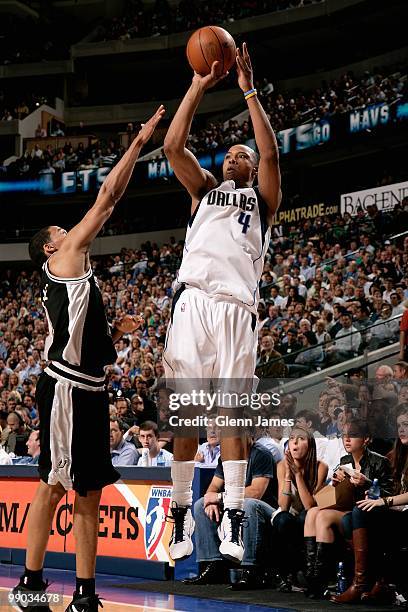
left=163, top=285, right=258, bottom=401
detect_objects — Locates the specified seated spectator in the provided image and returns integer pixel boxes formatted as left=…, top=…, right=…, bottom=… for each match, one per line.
left=184, top=437, right=278, bottom=589
left=304, top=419, right=393, bottom=599
left=294, top=409, right=328, bottom=461
left=255, top=335, right=287, bottom=379
left=326, top=312, right=361, bottom=365
left=255, top=411, right=286, bottom=464
left=12, top=429, right=40, bottom=464
left=195, top=424, right=221, bottom=467
left=114, top=395, right=136, bottom=428
left=136, top=420, right=172, bottom=466
left=110, top=417, right=139, bottom=466
left=368, top=302, right=400, bottom=350
left=290, top=331, right=324, bottom=376
left=272, top=426, right=328, bottom=592
left=331, top=405, right=408, bottom=604
left=3, top=411, right=31, bottom=456
left=279, top=328, right=302, bottom=364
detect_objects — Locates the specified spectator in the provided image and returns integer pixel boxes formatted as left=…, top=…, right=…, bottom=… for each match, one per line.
left=272, top=426, right=328, bottom=592
left=326, top=312, right=361, bottom=364
left=195, top=424, right=221, bottom=467
left=136, top=420, right=173, bottom=466
left=185, top=437, right=278, bottom=589
left=304, top=418, right=393, bottom=599
left=399, top=302, right=408, bottom=360
left=12, top=429, right=40, bottom=464
left=3, top=411, right=31, bottom=455
left=255, top=335, right=287, bottom=379
left=110, top=417, right=139, bottom=466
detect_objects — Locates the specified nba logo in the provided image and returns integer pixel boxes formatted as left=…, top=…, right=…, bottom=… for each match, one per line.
left=181, top=303, right=186, bottom=312
left=145, top=486, right=172, bottom=558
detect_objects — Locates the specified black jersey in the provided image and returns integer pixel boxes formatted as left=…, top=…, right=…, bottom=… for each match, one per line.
left=41, top=260, right=116, bottom=380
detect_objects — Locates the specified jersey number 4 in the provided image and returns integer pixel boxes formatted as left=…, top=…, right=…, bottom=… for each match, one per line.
left=238, top=212, right=251, bottom=234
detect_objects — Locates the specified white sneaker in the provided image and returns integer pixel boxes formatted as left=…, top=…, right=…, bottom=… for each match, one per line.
left=168, top=503, right=195, bottom=560
left=218, top=508, right=245, bottom=564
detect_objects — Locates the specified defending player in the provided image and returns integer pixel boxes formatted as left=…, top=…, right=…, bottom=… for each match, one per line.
left=163, top=44, right=281, bottom=562
left=11, top=106, right=165, bottom=612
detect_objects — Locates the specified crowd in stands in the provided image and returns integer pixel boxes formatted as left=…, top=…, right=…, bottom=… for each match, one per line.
left=187, top=65, right=407, bottom=155
left=0, top=200, right=407, bottom=465
left=2, top=136, right=123, bottom=181
left=2, top=64, right=405, bottom=184
left=99, top=0, right=324, bottom=42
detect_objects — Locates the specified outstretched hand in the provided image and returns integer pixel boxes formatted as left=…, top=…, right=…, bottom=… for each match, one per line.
left=192, top=61, right=228, bottom=91
left=136, top=105, right=165, bottom=146
left=236, top=42, right=254, bottom=93
left=115, top=314, right=144, bottom=334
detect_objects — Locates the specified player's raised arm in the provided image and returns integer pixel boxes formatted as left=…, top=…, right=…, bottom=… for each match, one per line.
left=163, top=64, right=226, bottom=205
left=236, top=43, right=281, bottom=222
left=62, top=105, right=165, bottom=253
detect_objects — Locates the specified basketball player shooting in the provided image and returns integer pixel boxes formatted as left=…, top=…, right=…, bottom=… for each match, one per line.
left=163, top=44, right=281, bottom=563
left=11, top=105, right=164, bottom=612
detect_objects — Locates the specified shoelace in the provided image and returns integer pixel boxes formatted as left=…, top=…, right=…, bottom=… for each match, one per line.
left=166, top=502, right=188, bottom=544
left=224, top=509, right=246, bottom=545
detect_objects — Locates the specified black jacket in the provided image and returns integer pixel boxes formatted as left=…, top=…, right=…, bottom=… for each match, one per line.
left=340, top=448, right=393, bottom=501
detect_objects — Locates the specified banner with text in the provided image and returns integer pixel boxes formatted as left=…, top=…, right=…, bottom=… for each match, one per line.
left=0, top=478, right=173, bottom=563
left=340, top=180, right=408, bottom=216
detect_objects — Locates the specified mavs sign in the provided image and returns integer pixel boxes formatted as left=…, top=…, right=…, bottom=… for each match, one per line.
left=349, top=103, right=390, bottom=133
left=144, top=486, right=171, bottom=559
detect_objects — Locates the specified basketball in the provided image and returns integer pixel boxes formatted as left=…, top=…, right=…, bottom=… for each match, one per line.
left=186, top=26, right=236, bottom=76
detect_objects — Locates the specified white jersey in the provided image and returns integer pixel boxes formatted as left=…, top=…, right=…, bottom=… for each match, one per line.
left=177, top=180, right=271, bottom=314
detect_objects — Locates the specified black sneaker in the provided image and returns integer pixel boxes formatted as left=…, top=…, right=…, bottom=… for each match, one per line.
left=65, top=593, right=103, bottom=611
left=10, top=579, right=52, bottom=611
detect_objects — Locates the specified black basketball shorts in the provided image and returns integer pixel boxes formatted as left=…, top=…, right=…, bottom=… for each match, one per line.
left=36, top=371, right=119, bottom=496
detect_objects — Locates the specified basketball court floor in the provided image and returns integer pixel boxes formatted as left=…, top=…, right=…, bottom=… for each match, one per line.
left=0, top=564, right=293, bottom=612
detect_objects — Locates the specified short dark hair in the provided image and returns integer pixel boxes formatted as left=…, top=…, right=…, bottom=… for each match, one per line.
left=296, top=409, right=320, bottom=431
left=110, top=417, right=126, bottom=432
left=139, top=421, right=159, bottom=437
left=28, top=227, right=51, bottom=267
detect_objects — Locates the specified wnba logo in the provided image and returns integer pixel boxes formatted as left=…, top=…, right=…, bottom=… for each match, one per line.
left=145, top=487, right=171, bottom=558
left=181, top=303, right=186, bottom=312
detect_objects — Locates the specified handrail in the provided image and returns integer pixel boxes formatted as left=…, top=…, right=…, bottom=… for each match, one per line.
left=258, top=312, right=403, bottom=367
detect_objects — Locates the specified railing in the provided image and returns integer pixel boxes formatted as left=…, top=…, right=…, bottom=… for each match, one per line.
left=257, top=311, right=403, bottom=376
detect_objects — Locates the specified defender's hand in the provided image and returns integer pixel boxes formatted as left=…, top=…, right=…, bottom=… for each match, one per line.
left=115, top=314, right=144, bottom=334
left=135, top=105, right=165, bottom=146
left=236, top=43, right=254, bottom=93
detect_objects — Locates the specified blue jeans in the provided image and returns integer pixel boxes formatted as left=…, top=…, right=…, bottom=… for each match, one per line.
left=194, top=497, right=275, bottom=566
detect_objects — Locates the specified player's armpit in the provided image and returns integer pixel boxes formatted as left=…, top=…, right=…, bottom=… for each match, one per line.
left=163, top=145, right=217, bottom=201
left=61, top=198, right=114, bottom=253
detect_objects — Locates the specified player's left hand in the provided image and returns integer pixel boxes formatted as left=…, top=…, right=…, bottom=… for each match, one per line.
left=236, top=43, right=254, bottom=93
left=136, top=105, right=165, bottom=146
left=115, top=314, right=144, bottom=334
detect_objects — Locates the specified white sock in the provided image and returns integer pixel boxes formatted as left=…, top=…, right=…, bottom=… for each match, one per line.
left=222, top=460, right=247, bottom=511
left=170, top=460, right=195, bottom=507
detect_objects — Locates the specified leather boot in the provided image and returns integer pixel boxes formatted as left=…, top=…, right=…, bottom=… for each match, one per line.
left=361, top=578, right=396, bottom=605
left=330, top=528, right=369, bottom=604
left=182, top=561, right=230, bottom=585
left=300, top=537, right=317, bottom=595
left=308, top=542, right=334, bottom=599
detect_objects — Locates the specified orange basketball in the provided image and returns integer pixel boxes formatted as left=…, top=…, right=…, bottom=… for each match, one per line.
left=186, top=26, right=236, bottom=77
